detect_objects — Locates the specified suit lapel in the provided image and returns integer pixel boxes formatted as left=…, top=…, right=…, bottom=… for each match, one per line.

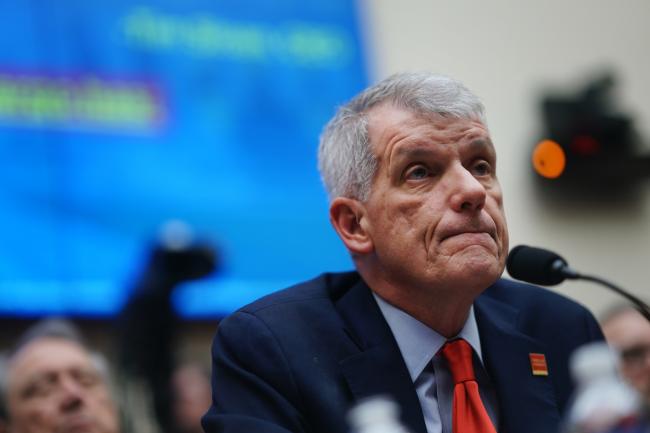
left=334, top=277, right=561, bottom=433
left=336, top=279, right=428, bottom=433
left=475, top=292, right=561, bottom=433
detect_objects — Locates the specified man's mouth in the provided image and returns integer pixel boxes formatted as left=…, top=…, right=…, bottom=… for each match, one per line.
left=60, top=415, right=95, bottom=433
left=440, top=228, right=497, bottom=243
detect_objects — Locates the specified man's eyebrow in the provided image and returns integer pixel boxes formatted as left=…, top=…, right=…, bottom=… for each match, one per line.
left=468, top=137, right=496, bottom=152
left=391, top=142, right=436, bottom=158
left=23, top=371, right=50, bottom=383
left=18, top=373, right=52, bottom=397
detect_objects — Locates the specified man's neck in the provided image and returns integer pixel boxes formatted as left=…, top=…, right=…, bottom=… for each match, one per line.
left=374, top=287, right=473, bottom=338
left=355, top=261, right=487, bottom=337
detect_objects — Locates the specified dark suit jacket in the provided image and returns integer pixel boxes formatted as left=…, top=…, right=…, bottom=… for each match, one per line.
left=202, top=271, right=604, bottom=433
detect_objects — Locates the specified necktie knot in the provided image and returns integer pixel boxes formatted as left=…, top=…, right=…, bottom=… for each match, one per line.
left=439, top=339, right=497, bottom=433
left=441, top=338, right=475, bottom=384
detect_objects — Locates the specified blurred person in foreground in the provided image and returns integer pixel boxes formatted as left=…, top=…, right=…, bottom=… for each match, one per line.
left=602, top=304, right=650, bottom=405
left=202, top=72, right=604, bottom=433
left=0, top=319, right=119, bottom=433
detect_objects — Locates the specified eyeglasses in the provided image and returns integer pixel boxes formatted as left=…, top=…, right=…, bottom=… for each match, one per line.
left=620, top=344, right=650, bottom=369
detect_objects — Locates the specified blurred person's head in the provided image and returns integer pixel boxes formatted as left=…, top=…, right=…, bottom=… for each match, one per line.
left=0, top=319, right=119, bottom=433
left=601, top=305, right=650, bottom=403
left=171, top=362, right=211, bottom=433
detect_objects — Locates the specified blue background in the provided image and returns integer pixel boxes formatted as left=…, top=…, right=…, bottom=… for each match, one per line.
left=0, top=0, right=368, bottom=317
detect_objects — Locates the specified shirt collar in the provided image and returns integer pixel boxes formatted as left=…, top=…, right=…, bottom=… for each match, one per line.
left=373, top=292, right=483, bottom=382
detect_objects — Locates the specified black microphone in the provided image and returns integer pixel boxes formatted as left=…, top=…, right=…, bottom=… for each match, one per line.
left=507, top=245, right=650, bottom=322
left=506, top=245, right=579, bottom=285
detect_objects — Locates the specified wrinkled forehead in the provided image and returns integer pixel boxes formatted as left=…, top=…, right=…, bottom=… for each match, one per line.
left=365, top=103, right=490, bottom=158
left=7, top=338, right=97, bottom=387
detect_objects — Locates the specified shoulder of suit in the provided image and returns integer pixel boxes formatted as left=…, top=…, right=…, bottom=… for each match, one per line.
left=484, top=277, right=592, bottom=315
left=235, top=270, right=360, bottom=314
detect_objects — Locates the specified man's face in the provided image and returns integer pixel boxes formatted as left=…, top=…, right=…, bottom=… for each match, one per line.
left=603, top=309, right=650, bottom=401
left=4, top=338, right=119, bottom=433
left=360, top=104, right=508, bottom=297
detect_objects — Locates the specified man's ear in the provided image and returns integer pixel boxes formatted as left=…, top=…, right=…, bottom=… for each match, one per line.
left=329, top=197, right=373, bottom=255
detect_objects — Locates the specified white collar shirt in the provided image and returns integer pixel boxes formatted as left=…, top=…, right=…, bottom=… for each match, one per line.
left=373, top=293, right=499, bottom=433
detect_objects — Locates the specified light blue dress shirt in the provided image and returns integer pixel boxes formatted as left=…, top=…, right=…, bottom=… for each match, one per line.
left=373, top=293, right=499, bottom=433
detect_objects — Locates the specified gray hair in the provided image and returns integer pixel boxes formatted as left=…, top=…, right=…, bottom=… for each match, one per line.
left=0, top=318, right=111, bottom=422
left=318, top=72, right=487, bottom=202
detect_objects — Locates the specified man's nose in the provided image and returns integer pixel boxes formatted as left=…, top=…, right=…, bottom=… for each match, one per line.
left=58, top=378, right=85, bottom=412
left=448, top=165, right=487, bottom=212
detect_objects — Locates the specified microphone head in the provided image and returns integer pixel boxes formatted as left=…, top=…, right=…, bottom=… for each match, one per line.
left=506, top=245, right=569, bottom=286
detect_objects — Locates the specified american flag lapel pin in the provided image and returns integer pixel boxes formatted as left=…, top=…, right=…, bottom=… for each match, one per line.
left=529, top=353, right=549, bottom=376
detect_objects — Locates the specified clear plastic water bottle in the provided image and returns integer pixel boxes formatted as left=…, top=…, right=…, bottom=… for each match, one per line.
left=564, top=342, right=641, bottom=433
left=347, top=395, right=411, bottom=433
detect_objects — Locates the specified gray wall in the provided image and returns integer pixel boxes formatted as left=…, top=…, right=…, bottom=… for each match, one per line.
left=361, top=0, right=650, bottom=316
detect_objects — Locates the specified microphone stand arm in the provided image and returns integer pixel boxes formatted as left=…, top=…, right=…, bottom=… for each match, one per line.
left=561, top=268, right=650, bottom=323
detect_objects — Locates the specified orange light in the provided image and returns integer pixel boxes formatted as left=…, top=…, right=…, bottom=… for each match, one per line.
left=532, top=139, right=566, bottom=179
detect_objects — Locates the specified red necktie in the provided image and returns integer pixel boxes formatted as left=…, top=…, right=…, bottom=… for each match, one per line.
left=440, top=339, right=497, bottom=433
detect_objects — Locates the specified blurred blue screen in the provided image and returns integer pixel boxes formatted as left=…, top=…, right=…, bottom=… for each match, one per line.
left=0, top=0, right=367, bottom=318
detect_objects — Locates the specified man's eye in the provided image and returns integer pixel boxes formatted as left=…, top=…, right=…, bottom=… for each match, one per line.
left=405, top=165, right=430, bottom=180
left=621, top=345, right=650, bottom=365
left=22, top=379, right=55, bottom=399
left=472, top=160, right=492, bottom=176
left=75, top=370, right=101, bottom=387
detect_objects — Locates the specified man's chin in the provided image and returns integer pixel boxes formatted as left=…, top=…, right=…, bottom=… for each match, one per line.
left=446, top=251, right=503, bottom=286
left=448, top=242, right=499, bottom=261
left=58, top=417, right=99, bottom=433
